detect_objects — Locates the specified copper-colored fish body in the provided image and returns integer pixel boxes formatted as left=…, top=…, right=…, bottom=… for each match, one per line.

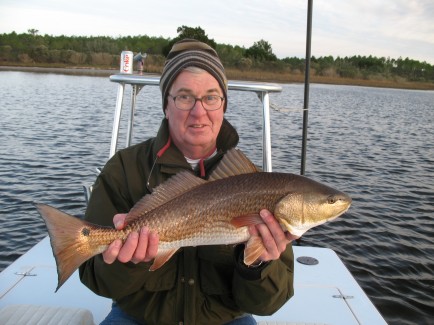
left=37, top=149, right=351, bottom=291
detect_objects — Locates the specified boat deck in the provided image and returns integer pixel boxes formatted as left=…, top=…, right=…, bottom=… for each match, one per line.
left=0, top=236, right=386, bottom=324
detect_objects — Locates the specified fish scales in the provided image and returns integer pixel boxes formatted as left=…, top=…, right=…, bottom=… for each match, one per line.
left=128, top=173, right=287, bottom=241
left=36, top=148, right=351, bottom=291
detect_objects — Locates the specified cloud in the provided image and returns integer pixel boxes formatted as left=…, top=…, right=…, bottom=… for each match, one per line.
left=308, top=0, right=434, bottom=62
left=0, top=0, right=433, bottom=63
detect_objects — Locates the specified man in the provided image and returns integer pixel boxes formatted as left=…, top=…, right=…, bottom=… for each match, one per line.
left=79, top=39, right=294, bottom=325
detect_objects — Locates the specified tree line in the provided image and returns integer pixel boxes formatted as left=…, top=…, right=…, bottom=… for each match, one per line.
left=1, top=26, right=433, bottom=83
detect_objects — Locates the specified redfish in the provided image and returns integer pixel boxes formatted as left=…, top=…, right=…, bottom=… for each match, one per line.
left=37, top=149, right=351, bottom=291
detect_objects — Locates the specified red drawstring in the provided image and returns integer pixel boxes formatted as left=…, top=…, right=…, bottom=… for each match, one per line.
left=157, top=136, right=216, bottom=178
left=199, top=146, right=217, bottom=177
left=157, top=137, right=172, bottom=157
left=199, top=160, right=206, bottom=177
left=147, top=136, right=172, bottom=192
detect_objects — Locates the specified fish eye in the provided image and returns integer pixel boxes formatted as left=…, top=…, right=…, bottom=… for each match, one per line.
left=327, top=196, right=337, bottom=204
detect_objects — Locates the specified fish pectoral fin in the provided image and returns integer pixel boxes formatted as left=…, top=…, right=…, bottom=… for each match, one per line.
left=149, top=248, right=179, bottom=271
left=243, top=236, right=265, bottom=265
left=230, top=214, right=264, bottom=228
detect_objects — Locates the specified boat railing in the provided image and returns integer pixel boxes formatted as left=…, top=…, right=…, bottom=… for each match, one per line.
left=109, top=74, right=282, bottom=172
left=83, top=74, right=282, bottom=203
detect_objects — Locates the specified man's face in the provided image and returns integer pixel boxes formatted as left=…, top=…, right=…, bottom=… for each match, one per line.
left=165, top=70, right=224, bottom=159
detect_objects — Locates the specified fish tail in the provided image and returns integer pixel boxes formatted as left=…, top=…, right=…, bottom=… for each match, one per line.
left=35, top=203, right=104, bottom=292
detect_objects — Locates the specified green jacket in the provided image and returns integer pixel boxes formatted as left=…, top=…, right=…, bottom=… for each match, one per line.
left=79, top=118, right=294, bottom=325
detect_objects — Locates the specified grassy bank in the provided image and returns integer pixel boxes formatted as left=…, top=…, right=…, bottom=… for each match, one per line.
left=225, top=68, right=434, bottom=91
left=1, top=63, right=433, bottom=91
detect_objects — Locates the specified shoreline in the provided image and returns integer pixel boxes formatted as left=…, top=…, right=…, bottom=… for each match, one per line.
left=1, top=65, right=433, bottom=91
left=0, top=65, right=116, bottom=77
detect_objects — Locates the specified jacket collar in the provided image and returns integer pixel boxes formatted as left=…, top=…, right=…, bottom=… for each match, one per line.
left=153, top=118, right=239, bottom=175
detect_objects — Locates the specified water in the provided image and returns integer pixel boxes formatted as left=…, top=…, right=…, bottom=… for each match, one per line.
left=1, top=71, right=433, bottom=324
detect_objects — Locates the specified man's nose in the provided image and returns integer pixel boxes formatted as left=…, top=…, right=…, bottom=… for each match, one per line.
left=190, top=99, right=207, bottom=114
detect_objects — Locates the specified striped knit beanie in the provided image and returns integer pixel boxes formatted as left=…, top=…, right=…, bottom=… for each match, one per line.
left=160, top=39, right=228, bottom=112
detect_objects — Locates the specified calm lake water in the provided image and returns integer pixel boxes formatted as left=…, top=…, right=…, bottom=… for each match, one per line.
left=0, top=71, right=433, bottom=324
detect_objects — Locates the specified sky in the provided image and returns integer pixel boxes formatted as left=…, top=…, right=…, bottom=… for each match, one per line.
left=1, top=0, right=433, bottom=64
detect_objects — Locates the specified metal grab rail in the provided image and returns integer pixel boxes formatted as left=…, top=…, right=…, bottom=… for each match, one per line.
left=109, top=74, right=282, bottom=172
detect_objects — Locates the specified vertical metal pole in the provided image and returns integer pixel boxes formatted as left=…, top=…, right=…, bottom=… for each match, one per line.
left=126, top=85, right=137, bottom=148
left=110, top=84, right=125, bottom=158
left=301, top=0, right=313, bottom=175
left=261, top=92, right=272, bottom=172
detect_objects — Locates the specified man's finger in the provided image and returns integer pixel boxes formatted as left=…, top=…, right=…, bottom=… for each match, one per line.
left=113, top=213, right=127, bottom=229
left=145, top=231, right=159, bottom=262
left=117, top=231, right=139, bottom=263
left=131, top=227, right=150, bottom=263
left=260, top=209, right=288, bottom=253
left=103, top=239, right=122, bottom=264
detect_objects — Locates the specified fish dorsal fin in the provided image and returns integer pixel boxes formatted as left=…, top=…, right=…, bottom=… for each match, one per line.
left=208, top=148, right=260, bottom=182
left=125, top=171, right=206, bottom=224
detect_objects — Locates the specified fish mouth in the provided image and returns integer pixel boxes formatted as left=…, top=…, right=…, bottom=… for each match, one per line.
left=329, top=204, right=351, bottom=221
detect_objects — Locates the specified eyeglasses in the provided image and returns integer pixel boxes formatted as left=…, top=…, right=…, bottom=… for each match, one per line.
left=169, top=94, right=224, bottom=111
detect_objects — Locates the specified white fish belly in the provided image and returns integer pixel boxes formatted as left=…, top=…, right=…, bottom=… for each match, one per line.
left=159, top=226, right=250, bottom=250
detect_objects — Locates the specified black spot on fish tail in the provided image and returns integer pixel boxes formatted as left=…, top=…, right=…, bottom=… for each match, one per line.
left=82, top=228, right=90, bottom=237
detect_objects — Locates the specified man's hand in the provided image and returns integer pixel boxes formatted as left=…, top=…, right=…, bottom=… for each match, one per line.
left=248, top=209, right=297, bottom=262
left=102, top=214, right=159, bottom=264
